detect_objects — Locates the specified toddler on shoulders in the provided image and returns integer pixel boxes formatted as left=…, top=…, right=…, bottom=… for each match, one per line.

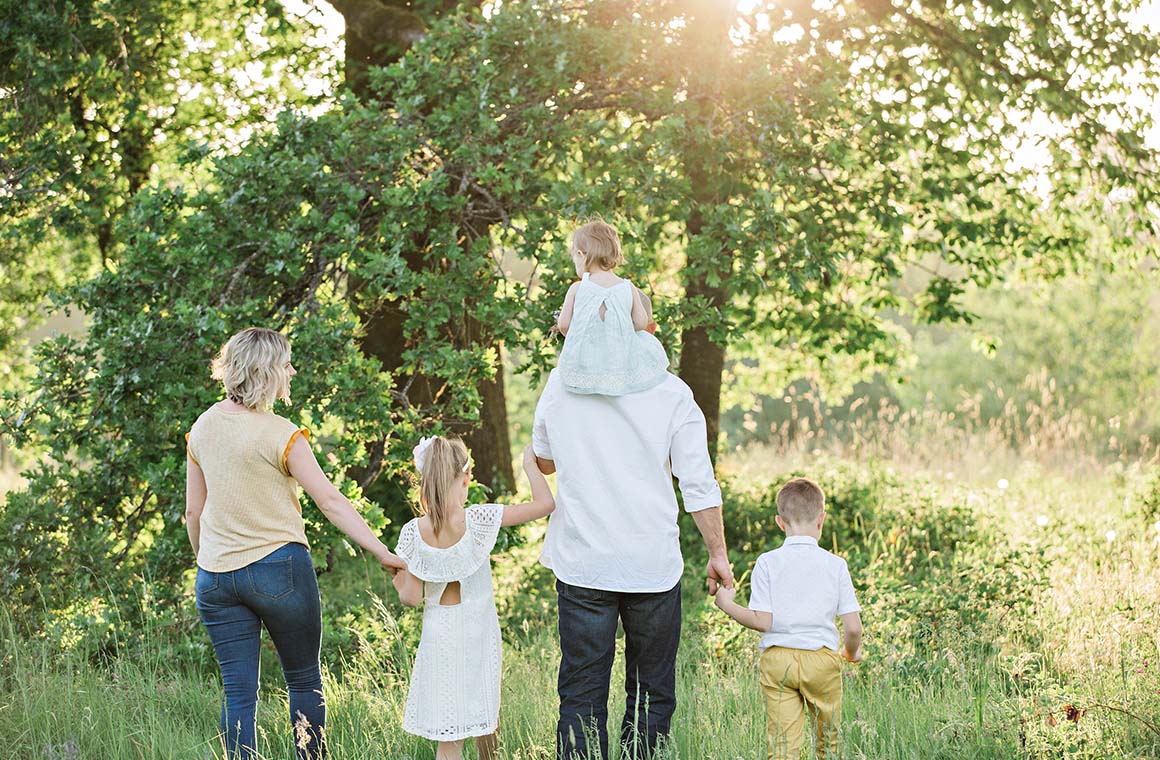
left=554, top=218, right=669, bottom=396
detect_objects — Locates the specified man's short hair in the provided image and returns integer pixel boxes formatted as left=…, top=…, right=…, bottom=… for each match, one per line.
left=776, top=478, right=825, bottom=526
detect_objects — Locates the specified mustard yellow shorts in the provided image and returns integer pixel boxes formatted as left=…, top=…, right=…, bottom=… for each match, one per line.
left=758, top=645, right=844, bottom=760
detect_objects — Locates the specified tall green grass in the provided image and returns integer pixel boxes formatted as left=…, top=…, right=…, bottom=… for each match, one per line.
left=4, top=446, right=1160, bottom=759
left=0, top=614, right=1034, bottom=759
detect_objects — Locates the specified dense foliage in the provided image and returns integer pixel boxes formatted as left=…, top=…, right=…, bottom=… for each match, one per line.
left=3, top=0, right=1160, bottom=638
left=0, top=0, right=336, bottom=384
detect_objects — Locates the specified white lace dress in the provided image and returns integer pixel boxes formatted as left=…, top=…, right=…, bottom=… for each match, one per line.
left=395, top=504, right=504, bottom=742
left=558, top=273, right=670, bottom=396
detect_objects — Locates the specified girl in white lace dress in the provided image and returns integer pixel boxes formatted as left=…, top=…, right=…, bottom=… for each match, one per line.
left=393, top=437, right=555, bottom=760
left=555, top=219, right=670, bottom=396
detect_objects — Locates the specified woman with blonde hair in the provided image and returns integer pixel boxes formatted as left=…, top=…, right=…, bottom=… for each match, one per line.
left=185, top=327, right=405, bottom=760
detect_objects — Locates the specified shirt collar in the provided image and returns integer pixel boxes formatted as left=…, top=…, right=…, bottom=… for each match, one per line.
left=783, top=536, right=819, bottom=546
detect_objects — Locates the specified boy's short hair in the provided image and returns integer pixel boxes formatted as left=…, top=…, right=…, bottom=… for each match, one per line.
left=572, top=218, right=624, bottom=271
left=776, top=478, right=825, bottom=526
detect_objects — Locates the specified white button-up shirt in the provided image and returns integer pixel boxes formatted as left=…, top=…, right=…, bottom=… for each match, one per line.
left=748, top=536, right=861, bottom=652
left=532, top=368, right=722, bottom=593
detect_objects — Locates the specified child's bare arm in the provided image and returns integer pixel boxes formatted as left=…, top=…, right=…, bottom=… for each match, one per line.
left=556, top=283, right=580, bottom=336
left=840, top=611, right=863, bottom=662
left=630, top=285, right=650, bottom=331
left=502, top=446, right=556, bottom=527
left=713, top=587, right=773, bottom=633
left=393, top=569, right=423, bottom=608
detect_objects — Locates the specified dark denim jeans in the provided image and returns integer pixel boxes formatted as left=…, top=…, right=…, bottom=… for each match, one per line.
left=556, top=579, right=682, bottom=760
left=195, top=542, right=325, bottom=760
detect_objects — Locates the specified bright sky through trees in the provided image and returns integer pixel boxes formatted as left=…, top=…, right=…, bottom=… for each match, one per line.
left=284, top=0, right=1160, bottom=181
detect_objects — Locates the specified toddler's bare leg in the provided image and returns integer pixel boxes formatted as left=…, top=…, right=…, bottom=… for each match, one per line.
left=476, top=730, right=499, bottom=760
left=435, top=740, right=464, bottom=760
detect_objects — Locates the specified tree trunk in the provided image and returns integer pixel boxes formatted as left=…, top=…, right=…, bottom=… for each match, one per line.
left=458, top=331, right=515, bottom=496
left=330, top=0, right=514, bottom=493
left=677, top=208, right=729, bottom=463
left=676, top=0, right=737, bottom=463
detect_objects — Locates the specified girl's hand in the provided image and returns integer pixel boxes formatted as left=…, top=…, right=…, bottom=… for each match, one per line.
left=714, top=586, right=737, bottom=609
left=503, top=446, right=556, bottom=527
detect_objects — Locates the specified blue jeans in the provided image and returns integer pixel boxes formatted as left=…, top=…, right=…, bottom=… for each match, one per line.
left=556, top=579, right=682, bottom=760
left=195, top=542, right=325, bottom=760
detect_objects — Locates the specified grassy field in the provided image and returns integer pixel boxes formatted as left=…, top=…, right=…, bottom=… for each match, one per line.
left=3, top=418, right=1160, bottom=759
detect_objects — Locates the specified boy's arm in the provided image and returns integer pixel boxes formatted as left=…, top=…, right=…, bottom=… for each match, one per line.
left=392, top=569, right=424, bottom=608
left=502, top=446, right=556, bottom=526
left=713, top=587, right=772, bottom=632
left=840, top=611, right=863, bottom=662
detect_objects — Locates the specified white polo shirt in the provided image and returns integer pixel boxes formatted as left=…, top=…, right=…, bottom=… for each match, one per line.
left=532, top=368, right=722, bottom=593
left=748, top=536, right=861, bottom=652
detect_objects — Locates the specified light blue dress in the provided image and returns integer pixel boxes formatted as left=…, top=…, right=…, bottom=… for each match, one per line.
left=558, top=274, right=670, bottom=396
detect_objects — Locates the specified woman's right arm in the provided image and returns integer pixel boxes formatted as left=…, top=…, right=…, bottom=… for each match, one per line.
left=185, top=456, right=207, bottom=556
left=501, top=446, right=556, bottom=527
left=286, top=436, right=405, bottom=571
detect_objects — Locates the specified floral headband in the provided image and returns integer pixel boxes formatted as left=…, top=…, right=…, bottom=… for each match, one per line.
left=412, top=436, right=472, bottom=476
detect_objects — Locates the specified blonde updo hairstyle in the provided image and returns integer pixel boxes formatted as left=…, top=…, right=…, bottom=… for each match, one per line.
left=572, top=218, right=625, bottom=272
left=418, top=437, right=471, bottom=537
left=211, top=328, right=293, bottom=411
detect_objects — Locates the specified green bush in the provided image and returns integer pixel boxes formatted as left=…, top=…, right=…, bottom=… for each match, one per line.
left=689, top=460, right=1047, bottom=673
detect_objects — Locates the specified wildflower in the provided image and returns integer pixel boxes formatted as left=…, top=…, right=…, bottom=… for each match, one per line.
left=1105, top=529, right=1117, bottom=543
left=997, top=478, right=1009, bottom=490
left=1036, top=515, right=1049, bottom=527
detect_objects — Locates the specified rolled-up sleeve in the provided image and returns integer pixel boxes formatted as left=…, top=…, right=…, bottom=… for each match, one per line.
left=532, top=373, right=555, bottom=460
left=670, top=395, right=722, bottom=512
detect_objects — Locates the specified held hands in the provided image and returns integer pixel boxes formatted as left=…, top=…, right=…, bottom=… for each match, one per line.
left=376, top=545, right=406, bottom=575
left=713, top=586, right=736, bottom=610
left=705, top=554, right=734, bottom=595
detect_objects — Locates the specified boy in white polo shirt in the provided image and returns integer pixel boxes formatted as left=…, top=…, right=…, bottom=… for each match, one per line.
left=713, top=477, right=863, bottom=760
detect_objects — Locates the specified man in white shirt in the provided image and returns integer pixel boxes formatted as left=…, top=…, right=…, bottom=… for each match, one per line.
left=532, top=366, right=733, bottom=760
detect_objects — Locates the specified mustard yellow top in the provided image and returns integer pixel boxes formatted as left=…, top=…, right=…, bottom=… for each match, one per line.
left=187, top=404, right=311, bottom=572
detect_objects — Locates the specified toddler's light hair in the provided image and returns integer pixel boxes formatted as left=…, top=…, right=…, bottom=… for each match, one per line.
left=572, top=218, right=624, bottom=271
left=776, top=478, right=826, bottom=526
left=211, top=328, right=292, bottom=411
left=418, top=437, right=471, bottom=537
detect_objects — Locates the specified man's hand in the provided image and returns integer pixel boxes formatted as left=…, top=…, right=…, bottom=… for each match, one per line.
left=706, top=554, right=734, bottom=595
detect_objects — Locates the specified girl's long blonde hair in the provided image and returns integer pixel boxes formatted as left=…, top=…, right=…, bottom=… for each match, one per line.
left=210, top=328, right=292, bottom=411
left=418, top=437, right=471, bottom=537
